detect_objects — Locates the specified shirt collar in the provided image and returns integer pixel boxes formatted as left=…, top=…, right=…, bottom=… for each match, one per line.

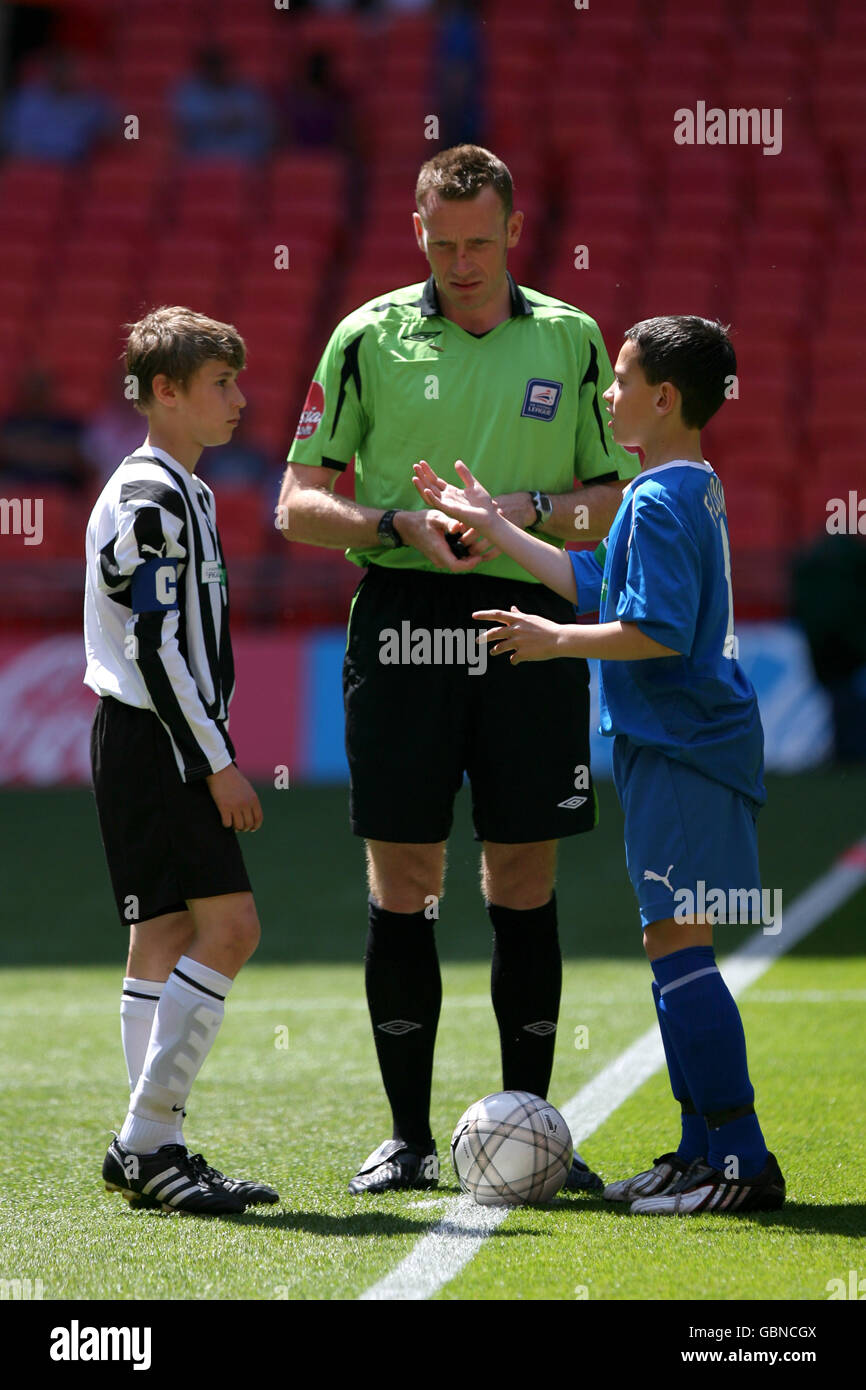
left=129, top=444, right=197, bottom=486
left=419, top=271, right=533, bottom=319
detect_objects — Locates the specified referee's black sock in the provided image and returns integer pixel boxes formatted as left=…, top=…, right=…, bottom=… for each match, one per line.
left=488, top=895, right=562, bottom=1100
left=365, top=901, right=442, bottom=1149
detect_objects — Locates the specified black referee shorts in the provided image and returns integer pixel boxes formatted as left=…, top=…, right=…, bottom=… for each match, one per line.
left=343, top=565, right=597, bottom=844
left=90, top=697, right=251, bottom=925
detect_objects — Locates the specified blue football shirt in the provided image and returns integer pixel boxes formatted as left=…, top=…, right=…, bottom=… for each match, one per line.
left=569, top=460, right=766, bottom=805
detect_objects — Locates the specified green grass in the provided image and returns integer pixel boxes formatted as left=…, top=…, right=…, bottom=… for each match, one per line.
left=0, top=771, right=864, bottom=1301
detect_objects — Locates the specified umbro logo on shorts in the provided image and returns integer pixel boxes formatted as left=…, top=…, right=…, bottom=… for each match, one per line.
left=558, top=795, right=587, bottom=809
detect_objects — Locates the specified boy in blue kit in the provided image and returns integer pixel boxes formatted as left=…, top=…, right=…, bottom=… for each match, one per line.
left=414, top=315, right=784, bottom=1215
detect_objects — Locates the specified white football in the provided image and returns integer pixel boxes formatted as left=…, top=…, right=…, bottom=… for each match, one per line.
left=451, top=1090, right=573, bottom=1206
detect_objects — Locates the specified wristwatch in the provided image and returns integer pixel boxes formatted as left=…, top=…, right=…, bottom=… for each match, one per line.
left=528, top=491, right=553, bottom=531
left=377, top=508, right=405, bottom=548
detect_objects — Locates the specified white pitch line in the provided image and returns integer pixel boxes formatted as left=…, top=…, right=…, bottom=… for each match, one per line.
left=359, top=838, right=866, bottom=1302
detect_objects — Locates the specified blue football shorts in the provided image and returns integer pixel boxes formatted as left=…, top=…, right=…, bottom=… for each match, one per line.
left=612, top=735, right=762, bottom=929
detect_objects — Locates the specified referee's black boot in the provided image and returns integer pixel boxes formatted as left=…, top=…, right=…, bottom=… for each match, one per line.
left=348, top=1138, right=439, bottom=1195
left=563, top=1150, right=605, bottom=1194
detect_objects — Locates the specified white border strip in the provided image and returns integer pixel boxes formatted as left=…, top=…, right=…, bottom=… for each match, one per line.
left=360, top=839, right=866, bottom=1301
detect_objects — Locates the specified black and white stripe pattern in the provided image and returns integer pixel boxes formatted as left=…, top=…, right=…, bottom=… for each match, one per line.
left=141, top=1163, right=211, bottom=1207
left=84, top=447, right=236, bottom=782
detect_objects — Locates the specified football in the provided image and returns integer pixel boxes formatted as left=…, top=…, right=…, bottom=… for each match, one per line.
left=450, top=1090, right=574, bottom=1206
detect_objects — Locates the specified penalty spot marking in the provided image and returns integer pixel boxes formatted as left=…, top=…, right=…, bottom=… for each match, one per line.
left=359, top=837, right=866, bottom=1302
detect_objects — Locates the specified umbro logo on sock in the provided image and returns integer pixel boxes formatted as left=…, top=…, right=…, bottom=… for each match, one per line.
left=557, top=796, right=587, bottom=810
left=377, top=1020, right=423, bottom=1035
left=523, top=1020, right=557, bottom=1036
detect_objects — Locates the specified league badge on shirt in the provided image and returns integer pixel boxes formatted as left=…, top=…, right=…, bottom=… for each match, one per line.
left=521, top=378, right=563, bottom=422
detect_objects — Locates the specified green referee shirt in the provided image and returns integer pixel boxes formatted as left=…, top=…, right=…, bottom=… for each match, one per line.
left=287, top=272, right=639, bottom=583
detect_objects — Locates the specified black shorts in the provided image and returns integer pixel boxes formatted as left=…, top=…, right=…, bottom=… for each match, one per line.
left=90, top=696, right=251, bottom=925
left=343, top=565, right=597, bottom=843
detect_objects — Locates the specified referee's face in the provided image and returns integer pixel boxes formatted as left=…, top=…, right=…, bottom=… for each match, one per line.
left=413, top=187, right=523, bottom=323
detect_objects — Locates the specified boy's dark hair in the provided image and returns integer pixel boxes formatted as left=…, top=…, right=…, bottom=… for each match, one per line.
left=124, top=306, right=246, bottom=414
left=624, top=316, right=736, bottom=430
left=415, top=144, right=513, bottom=220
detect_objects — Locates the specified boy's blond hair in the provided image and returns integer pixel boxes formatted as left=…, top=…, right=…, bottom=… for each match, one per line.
left=124, top=306, right=246, bottom=414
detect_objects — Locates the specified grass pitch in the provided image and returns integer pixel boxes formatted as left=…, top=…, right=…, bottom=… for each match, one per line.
left=1, top=770, right=864, bottom=1302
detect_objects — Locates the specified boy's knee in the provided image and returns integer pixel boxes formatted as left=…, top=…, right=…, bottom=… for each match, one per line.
left=188, top=893, right=261, bottom=971
left=221, top=901, right=260, bottom=961
left=643, top=917, right=713, bottom=961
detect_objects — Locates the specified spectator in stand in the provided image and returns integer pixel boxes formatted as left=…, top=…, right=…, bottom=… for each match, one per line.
left=206, top=411, right=270, bottom=488
left=173, top=47, right=272, bottom=161
left=281, top=50, right=354, bottom=154
left=434, top=0, right=483, bottom=148
left=81, top=374, right=148, bottom=484
left=2, top=49, right=112, bottom=162
left=0, top=367, right=90, bottom=491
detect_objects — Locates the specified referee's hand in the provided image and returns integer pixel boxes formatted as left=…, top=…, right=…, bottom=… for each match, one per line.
left=206, top=763, right=264, bottom=833
left=397, top=506, right=493, bottom=571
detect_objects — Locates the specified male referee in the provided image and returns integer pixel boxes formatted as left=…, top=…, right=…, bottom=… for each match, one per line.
left=278, top=146, right=638, bottom=1194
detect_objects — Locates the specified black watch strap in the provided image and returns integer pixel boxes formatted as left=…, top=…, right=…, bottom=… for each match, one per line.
left=377, top=508, right=405, bottom=548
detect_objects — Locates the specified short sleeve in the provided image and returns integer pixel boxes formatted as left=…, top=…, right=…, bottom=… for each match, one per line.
left=569, top=544, right=605, bottom=615
left=287, top=321, right=368, bottom=472
left=574, top=318, right=641, bottom=486
left=615, top=491, right=701, bottom=655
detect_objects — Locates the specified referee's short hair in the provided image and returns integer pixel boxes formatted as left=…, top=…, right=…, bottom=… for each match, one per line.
left=623, top=316, right=736, bottom=431
left=125, top=306, right=246, bottom=414
left=415, top=145, right=513, bottom=220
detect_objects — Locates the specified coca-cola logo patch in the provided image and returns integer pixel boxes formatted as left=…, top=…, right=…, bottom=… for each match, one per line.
left=295, top=380, right=325, bottom=440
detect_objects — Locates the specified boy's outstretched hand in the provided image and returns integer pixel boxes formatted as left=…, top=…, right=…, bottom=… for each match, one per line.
left=474, top=606, right=565, bottom=664
left=413, top=460, right=503, bottom=556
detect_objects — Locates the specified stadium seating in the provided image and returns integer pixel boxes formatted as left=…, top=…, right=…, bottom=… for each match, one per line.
left=0, top=1, right=861, bottom=630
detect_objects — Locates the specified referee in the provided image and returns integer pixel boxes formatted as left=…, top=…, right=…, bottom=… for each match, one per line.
left=279, top=146, right=639, bottom=1194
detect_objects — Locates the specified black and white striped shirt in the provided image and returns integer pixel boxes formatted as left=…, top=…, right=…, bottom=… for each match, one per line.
left=84, top=446, right=236, bottom=781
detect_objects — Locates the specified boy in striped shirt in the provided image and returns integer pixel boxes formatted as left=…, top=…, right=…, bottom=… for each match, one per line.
left=85, top=306, right=278, bottom=1215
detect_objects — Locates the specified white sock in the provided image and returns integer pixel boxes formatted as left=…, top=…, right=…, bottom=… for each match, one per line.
left=120, top=977, right=163, bottom=1088
left=120, top=977, right=186, bottom=1144
left=119, top=956, right=233, bottom=1154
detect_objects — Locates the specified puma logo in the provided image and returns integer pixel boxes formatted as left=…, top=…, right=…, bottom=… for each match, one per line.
left=643, top=864, right=674, bottom=892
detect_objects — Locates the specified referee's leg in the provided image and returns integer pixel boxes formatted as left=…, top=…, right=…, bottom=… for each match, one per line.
left=363, top=840, right=445, bottom=1147
left=482, top=839, right=562, bottom=1099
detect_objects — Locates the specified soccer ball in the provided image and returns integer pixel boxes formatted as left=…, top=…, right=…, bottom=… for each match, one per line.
left=450, top=1090, right=573, bottom=1206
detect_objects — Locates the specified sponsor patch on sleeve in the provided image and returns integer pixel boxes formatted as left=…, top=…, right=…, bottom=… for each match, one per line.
left=295, top=380, right=325, bottom=440
left=521, top=378, right=563, bottom=422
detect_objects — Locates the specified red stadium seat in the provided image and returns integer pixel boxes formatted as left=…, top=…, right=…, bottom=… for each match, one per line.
left=658, top=0, right=734, bottom=43
left=213, top=487, right=270, bottom=561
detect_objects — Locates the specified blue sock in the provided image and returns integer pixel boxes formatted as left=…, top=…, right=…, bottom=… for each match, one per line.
left=651, top=980, right=708, bottom=1162
left=651, top=947, right=768, bottom=1179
